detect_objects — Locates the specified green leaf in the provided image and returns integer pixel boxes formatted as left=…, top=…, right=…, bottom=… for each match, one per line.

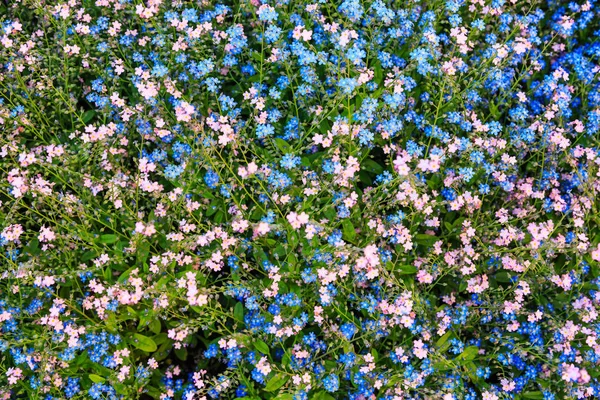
left=82, top=250, right=97, bottom=261
left=149, top=319, right=162, bottom=335
left=342, top=220, right=356, bottom=242
left=153, top=333, right=169, bottom=345
left=137, top=241, right=151, bottom=264
left=282, top=353, right=291, bottom=367
left=145, top=387, right=162, bottom=400
left=489, top=101, right=501, bottom=119
left=254, top=340, right=270, bottom=355
left=464, top=361, right=480, bottom=383
left=113, top=383, right=128, bottom=395
left=274, top=138, right=292, bottom=154
left=374, top=62, right=383, bottom=84
left=362, top=159, right=384, bottom=174
left=214, top=210, right=225, bottom=224
left=495, top=271, right=512, bottom=283
left=206, top=200, right=220, bottom=216
left=455, top=346, right=479, bottom=363
left=89, top=374, right=105, bottom=383
left=522, top=392, right=544, bottom=399
left=396, top=264, right=417, bottom=275
left=82, top=110, right=96, bottom=124
left=415, top=233, right=437, bottom=245
left=153, top=341, right=172, bottom=362
left=175, top=347, right=188, bottom=361
left=288, top=232, right=299, bottom=250
left=118, top=266, right=136, bottom=284
left=273, top=394, right=294, bottom=400
left=314, top=392, right=336, bottom=400
left=264, top=373, right=289, bottom=392
left=251, top=51, right=262, bottom=63
left=359, top=170, right=372, bottom=185
left=323, top=206, right=336, bottom=220
left=131, top=333, right=157, bottom=352
left=432, top=360, right=452, bottom=371
left=100, top=234, right=118, bottom=244
left=25, top=238, right=41, bottom=256
left=436, top=331, right=453, bottom=349
left=250, top=207, right=263, bottom=221
left=234, top=302, right=244, bottom=322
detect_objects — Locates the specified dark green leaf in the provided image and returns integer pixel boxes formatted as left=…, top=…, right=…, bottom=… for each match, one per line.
left=175, top=347, right=188, bottom=361
left=362, top=159, right=384, bottom=174
left=415, top=234, right=437, bottom=245
left=82, top=110, right=96, bottom=124
left=495, top=271, right=512, bottom=283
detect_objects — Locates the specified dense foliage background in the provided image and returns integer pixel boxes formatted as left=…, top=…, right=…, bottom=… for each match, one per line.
left=1, top=0, right=600, bottom=399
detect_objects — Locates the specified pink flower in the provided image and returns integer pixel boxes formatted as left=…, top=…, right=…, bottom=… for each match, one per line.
left=287, top=212, right=309, bottom=229
left=255, top=222, right=270, bottom=236
left=562, top=363, right=581, bottom=382
left=482, top=392, right=498, bottom=400
left=591, top=244, right=600, bottom=262
left=6, top=368, right=22, bottom=385
left=38, top=226, right=55, bottom=242
left=174, top=101, right=195, bottom=122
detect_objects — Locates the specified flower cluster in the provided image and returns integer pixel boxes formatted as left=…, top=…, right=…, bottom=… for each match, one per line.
left=1, top=0, right=600, bottom=399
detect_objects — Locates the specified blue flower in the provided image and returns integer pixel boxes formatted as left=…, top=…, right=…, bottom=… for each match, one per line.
left=338, top=0, right=363, bottom=22
left=340, top=323, right=356, bottom=340
left=338, top=78, right=357, bottom=95
left=204, top=169, right=220, bottom=189
left=257, top=5, right=278, bottom=22
left=322, top=374, right=339, bottom=392
left=280, top=154, right=301, bottom=170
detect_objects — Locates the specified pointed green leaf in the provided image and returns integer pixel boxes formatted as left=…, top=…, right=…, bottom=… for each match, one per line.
left=100, top=234, right=118, bottom=244
left=455, top=346, right=479, bottom=363
left=175, top=347, right=188, bottom=361
left=274, top=138, right=292, bottom=154
left=264, top=373, right=289, bottom=392
left=342, top=220, right=356, bottom=242
left=273, top=394, right=294, bottom=400
left=396, top=264, right=417, bottom=275
left=362, top=159, right=384, bottom=174
left=254, top=340, right=270, bottom=355
left=522, top=392, right=544, bottom=399
left=89, top=374, right=105, bottom=383
left=82, top=110, right=96, bottom=124
left=149, top=319, right=162, bottom=335
left=131, top=333, right=157, bottom=352
left=234, top=302, right=244, bottom=322
left=436, top=331, right=453, bottom=349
